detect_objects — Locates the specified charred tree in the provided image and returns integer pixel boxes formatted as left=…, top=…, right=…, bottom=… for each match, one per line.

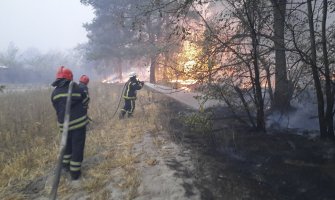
left=306, top=0, right=327, bottom=138
left=272, top=0, right=291, bottom=111
left=321, top=0, right=334, bottom=139
left=246, top=0, right=265, bottom=131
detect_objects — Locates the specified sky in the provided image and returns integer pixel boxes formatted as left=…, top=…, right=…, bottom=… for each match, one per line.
left=0, top=0, right=94, bottom=52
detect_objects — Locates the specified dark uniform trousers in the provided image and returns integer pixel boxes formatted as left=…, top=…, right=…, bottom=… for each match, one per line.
left=120, top=78, right=142, bottom=118
left=62, top=127, right=86, bottom=179
left=52, top=80, right=89, bottom=180
left=122, top=99, right=135, bottom=116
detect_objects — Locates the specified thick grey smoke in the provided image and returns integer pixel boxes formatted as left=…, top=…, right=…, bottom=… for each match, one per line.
left=267, top=90, right=319, bottom=132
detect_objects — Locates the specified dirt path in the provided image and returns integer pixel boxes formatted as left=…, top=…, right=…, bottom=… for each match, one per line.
left=133, top=131, right=201, bottom=200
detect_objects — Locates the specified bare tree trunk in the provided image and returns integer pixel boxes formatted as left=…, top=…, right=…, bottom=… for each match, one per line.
left=163, top=51, right=169, bottom=81
left=307, top=0, right=327, bottom=138
left=150, top=55, right=157, bottom=83
left=252, top=36, right=265, bottom=131
left=147, top=14, right=157, bottom=84
left=246, top=0, right=265, bottom=131
left=272, top=0, right=290, bottom=111
left=322, top=0, right=334, bottom=139
left=261, top=58, right=274, bottom=105
left=234, top=86, right=256, bottom=127
left=208, top=59, right=213, bottom=85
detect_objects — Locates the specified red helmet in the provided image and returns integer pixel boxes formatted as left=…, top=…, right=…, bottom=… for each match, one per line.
left=56, top=66, right=73, bottom=80
left=79, top=75, right=89, bottom=85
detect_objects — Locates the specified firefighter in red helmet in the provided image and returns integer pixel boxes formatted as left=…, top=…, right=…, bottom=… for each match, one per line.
left=79, top=75, right=90, bottom=110
left=79, top=75, right=89, bottom=94
left=51, top=66, right=89, bottom=180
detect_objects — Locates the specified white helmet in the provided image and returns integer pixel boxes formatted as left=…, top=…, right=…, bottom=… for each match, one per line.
left=129, top=72, right=137, bottom=77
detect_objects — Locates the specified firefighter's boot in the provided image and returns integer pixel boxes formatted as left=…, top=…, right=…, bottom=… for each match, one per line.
left=70, top=171, right=81, bottom=180
left=119, top=110, right=126, bottom=119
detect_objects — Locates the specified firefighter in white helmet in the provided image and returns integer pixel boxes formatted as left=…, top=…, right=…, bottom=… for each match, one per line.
left=119, top=72, right=144, bottom=118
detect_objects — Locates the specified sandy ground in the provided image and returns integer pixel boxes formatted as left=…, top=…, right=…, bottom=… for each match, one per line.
left=132, top=132, right=201, bottom=200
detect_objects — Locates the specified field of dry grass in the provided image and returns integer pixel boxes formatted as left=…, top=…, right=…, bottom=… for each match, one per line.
left=0, top=87, right=59, bottom=199
left=0, top=83, right=163, bottom=199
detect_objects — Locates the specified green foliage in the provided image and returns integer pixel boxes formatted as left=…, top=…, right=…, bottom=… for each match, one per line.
left=81, top=0, right=148, bottom=61
left=181, top=111, right=212, bottom=134
left=80, top=0, right=180, bottom=78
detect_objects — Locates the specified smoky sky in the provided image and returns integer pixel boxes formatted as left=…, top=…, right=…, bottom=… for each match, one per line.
left=0, top=0, right=94, bottom=52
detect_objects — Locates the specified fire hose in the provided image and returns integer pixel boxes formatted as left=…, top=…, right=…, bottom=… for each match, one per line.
left=110, top=83, right=127, bottom=119
left=49, top=81, right=74, bottom=200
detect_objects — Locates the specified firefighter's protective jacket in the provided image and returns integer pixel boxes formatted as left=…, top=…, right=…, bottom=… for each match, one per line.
left=79, top=83, right=90, bottom=109
left=51, top=79, right=89, bottom=131
left=79, top=83, right=89, bottom=95
left=123, top=78, right=143, bottom=100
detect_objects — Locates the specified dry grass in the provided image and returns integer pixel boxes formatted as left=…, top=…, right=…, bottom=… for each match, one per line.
left=71, top=83, right=159, bottom=199
left=0, top=83, right=164, bottom=199
left=0, top=88, right=59, bottom=199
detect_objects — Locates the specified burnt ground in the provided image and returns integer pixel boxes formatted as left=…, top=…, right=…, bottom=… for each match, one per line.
left=155, top=93, right=335, bottom=200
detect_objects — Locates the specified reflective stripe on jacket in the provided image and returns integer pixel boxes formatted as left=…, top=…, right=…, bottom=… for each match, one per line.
left=51, top=80, right=89, bottom=131
left=123, top=79, right=143, bottom=100
left=58, top=115, right=89, bottom=131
